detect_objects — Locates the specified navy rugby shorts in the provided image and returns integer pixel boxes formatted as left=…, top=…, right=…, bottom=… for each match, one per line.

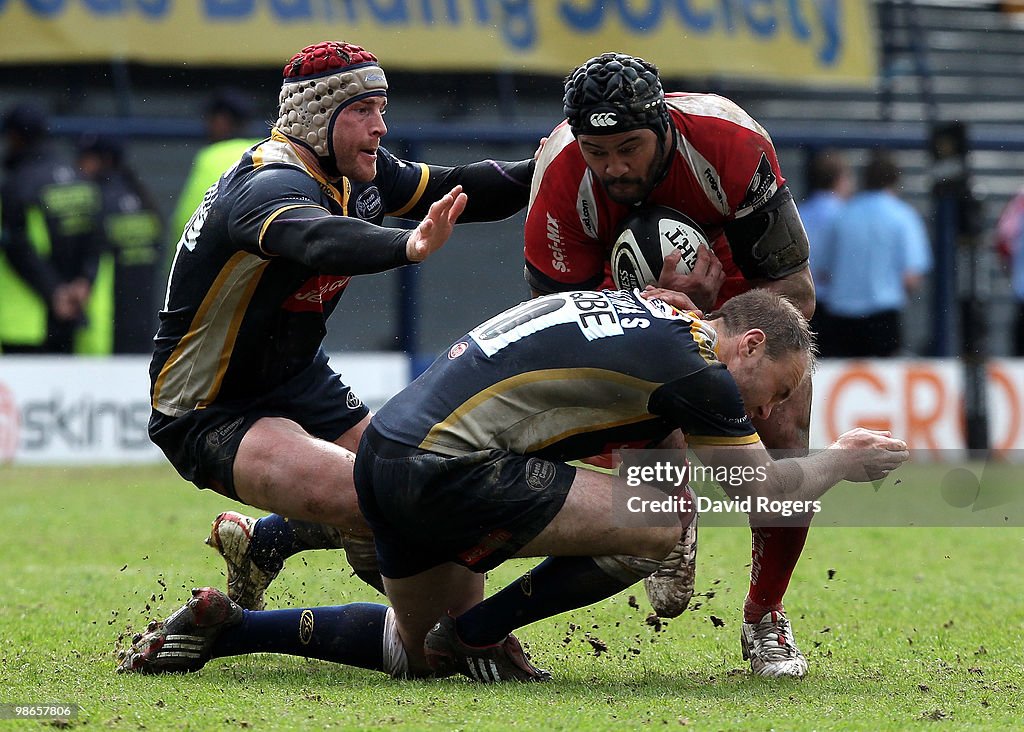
left=354, top=423, right=576, bottom=579
left=149, top=353, right=369, bottom=500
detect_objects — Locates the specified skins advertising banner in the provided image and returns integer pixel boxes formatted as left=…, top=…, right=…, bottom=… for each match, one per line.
left=0, top=353, right=409, bottom=465
left=2, top=356, right=1024, bottom=465
left=0, top=1, right=876, bottom=85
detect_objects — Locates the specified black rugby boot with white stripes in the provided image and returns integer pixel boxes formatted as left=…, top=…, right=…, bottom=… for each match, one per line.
left=117, top=587, right=243, bottom=674
left=424, top=614, right=551, bottom=682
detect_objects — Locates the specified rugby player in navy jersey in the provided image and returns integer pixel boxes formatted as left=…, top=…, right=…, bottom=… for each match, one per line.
left=121, top=289, right=907, bottom=681
left=146, top=41, right=537, bottom=607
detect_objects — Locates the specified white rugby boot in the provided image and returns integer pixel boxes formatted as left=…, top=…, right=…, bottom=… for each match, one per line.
left=206, top=511, right=279, bottom=611
left=740, top=609, right=809, bottom=678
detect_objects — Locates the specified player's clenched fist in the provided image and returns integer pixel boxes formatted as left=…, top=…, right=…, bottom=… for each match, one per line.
left=830, top=428, right=910, bottom=482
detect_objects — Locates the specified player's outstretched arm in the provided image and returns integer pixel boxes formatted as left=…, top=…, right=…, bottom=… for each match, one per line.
left=693, top=428, right=909, bottom=504
left=405, top=186, right=468, bottom=262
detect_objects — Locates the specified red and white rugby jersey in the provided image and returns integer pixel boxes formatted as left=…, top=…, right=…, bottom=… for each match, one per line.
left=524, top=92, right=786, bottom=307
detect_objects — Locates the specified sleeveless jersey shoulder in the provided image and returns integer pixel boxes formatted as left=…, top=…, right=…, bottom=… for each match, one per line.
left=665, top=92, right=785, bottom=220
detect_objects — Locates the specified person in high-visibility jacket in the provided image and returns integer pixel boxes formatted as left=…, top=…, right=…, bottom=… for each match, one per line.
left=167, top=88, right=260, bottom=265
left=0, top=104, right=103, bottom=354
left=76, top=134, right=165, bottom=354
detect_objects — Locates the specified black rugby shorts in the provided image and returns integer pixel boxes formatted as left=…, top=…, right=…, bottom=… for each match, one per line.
left=150, top=352, right=369, bottom=500
left=354, top=423, right=575, bottom=578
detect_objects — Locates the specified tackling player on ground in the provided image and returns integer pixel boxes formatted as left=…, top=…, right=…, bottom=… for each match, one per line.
left=119, top=289, right=908, bottom=681
left=524, top=53, right=817, bottom=677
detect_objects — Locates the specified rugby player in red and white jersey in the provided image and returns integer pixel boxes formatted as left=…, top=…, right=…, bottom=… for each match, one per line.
left=524, top=53, right=816, bottom=678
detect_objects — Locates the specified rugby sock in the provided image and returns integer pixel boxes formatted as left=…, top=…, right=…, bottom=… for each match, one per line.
left=454, top=556, right=633, bottom=647
left=212, top=602, right=388, bottom=671
left=744, top=524, right=810, bottom=621
left=249, top=515, right=345, bottom=573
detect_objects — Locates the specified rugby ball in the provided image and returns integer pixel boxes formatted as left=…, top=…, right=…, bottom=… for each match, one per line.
left=610, top=205, right=710, bottom=290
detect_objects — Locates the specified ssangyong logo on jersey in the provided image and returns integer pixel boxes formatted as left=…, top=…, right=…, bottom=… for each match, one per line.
left=284, top=275, right=351, bottom=312
left=737, top=153, right=778, bottom=215
left=355, top=186, right=383, bottom=219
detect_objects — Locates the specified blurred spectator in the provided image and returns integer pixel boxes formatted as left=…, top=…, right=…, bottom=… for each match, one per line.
left=168, top=88, right=260, bottom=253
left=799, top=148, right=854, bottom=355
left=76, top=134, right=165, bottom=354
left=815, top=150, right=933, bottom=357
left=0, top=104, right=103, bottom=354
left=994, top=186, right=1024, bottom=355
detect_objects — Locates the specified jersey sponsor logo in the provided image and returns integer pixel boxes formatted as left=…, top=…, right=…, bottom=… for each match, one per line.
left=525, top=458, right=556, bottom=491
left=346, top=391, right=363, bottom=410
left=589, top=112, right=618, bottom=127
left=545, top=212, right=571, bottom=273
left=639, top=293, right=684, bottom=320
left=471, top=291, right=656, bottom=357
left=206, top=415, right=245, bottom=448
left=178, top=183, right=218, bottom=252
left=703, top=167, right=726, bottom=208
left=603, top=288, right=649, bottom=315
left=737, top=153, right=779, bottom=215
left=458, top=529, right=513, bottom=566
left=284, top=275, right=352, bottom=312
left=577, top=183, right=598, bottom=239
left=676, top=136, right=727, bottom=215
left=474, top=298, right=567, bottom=350
left=355, top=186, right=383, bottom=219
left=579, top=198, right=594, bottom=236
left=569, top=291, right=624, bottom=340
left=448, top=341, right=469, bottom=359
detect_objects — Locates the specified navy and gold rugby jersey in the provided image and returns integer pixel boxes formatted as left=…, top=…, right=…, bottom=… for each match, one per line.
left=151, top=131, right=440, bottom=417
left=372, top=289, right=760, bottom=461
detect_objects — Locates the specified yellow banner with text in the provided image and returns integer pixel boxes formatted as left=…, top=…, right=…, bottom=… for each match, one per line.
left=0, top=1, right=876, bottom=85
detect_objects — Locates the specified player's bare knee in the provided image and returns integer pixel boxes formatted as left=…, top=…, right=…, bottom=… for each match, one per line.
left=623, top=522, right=684, bottom=561
left=299, top=481, right=357, bottom=526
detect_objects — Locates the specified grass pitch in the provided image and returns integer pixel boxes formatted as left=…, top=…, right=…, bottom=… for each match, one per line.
left=0, top=463, right=1021, bottom=731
